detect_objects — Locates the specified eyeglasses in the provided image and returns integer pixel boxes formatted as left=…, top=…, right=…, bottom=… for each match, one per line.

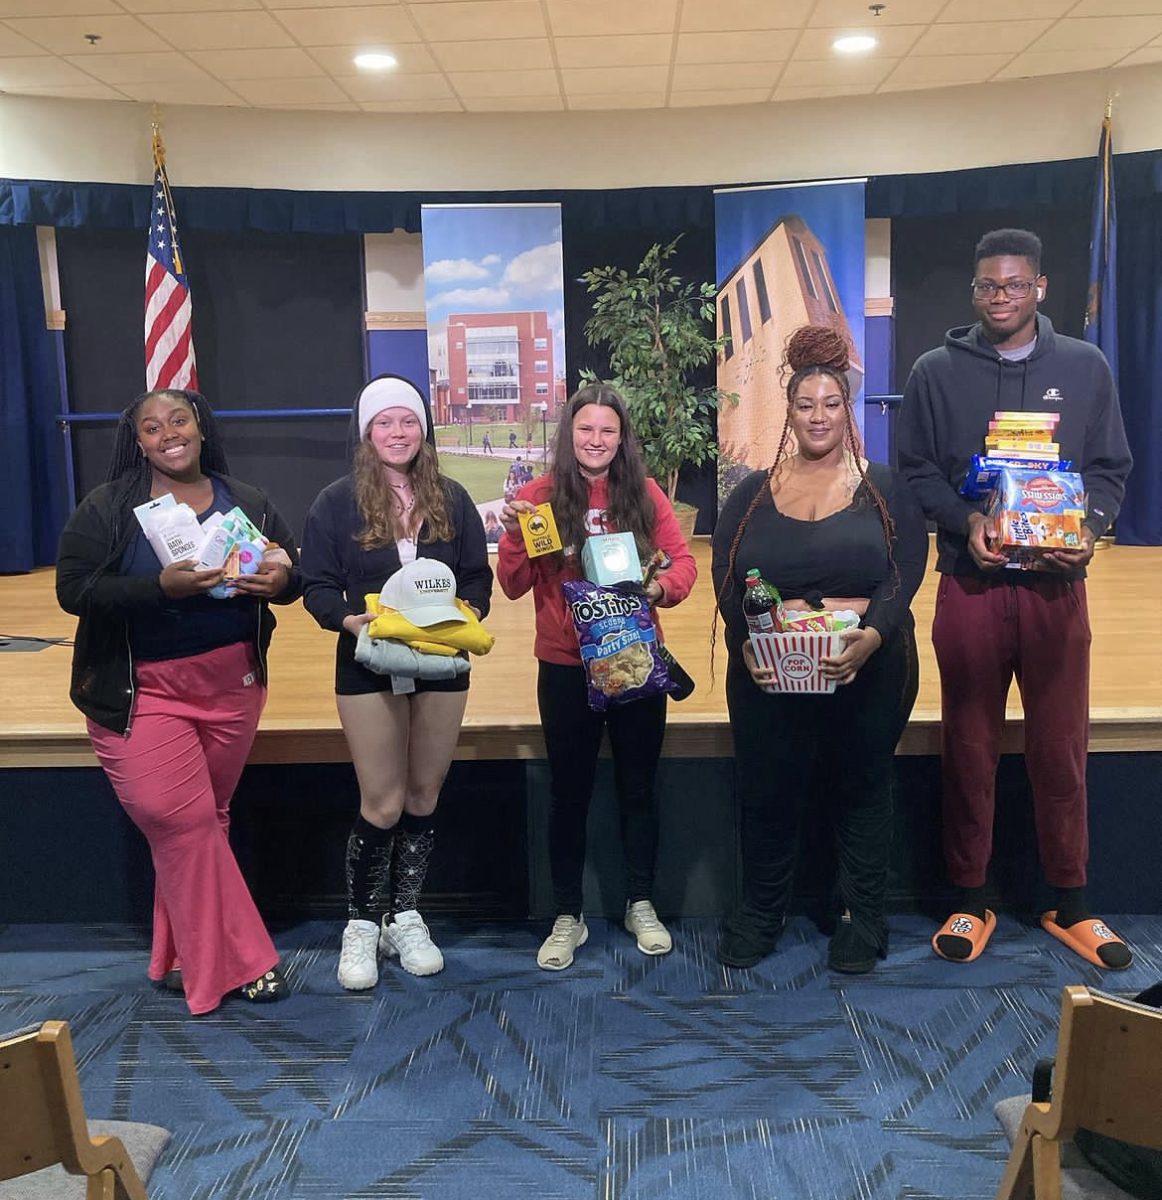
left=971, top=279, right=1039, bottom=300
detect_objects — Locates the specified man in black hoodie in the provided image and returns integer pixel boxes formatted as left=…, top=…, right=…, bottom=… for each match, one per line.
left=898, top=228, right=1133, bottom=970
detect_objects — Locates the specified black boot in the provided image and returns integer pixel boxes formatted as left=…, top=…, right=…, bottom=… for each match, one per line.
left=718, top=908, right=786, bottom=968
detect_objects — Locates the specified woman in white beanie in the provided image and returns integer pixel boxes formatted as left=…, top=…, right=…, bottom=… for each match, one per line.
left=301, top=375, right=492, bottom=987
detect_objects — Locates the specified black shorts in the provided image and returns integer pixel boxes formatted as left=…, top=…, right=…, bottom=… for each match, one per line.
left=333, top=633, right=471, bottom=696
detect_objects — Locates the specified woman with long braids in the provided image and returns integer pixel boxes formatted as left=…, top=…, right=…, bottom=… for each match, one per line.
left=711, top=326, right=928, bottom=973
left=56, top=388, right=301, bottom=1014
left=301, top=376, right=491, bottom=987
left=497, top=384, right=697, bottom=970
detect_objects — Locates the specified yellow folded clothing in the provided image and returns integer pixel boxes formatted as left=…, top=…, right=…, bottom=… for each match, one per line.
left=364, top=595, right=495, bottom=656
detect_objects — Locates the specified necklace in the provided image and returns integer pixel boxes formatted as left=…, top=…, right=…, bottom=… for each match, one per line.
left=389, top=481, right=415, bottom=513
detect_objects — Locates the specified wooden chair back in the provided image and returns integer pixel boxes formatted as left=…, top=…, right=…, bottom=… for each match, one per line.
left=0, top=1020, right=149, bottom=1200
left=995, top=985, right=1162, bottom=1200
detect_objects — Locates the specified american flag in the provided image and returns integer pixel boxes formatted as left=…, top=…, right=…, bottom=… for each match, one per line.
left=145, top=151, right=198, bottom=391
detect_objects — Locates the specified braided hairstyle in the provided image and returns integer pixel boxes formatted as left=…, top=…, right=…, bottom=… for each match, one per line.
left=710, top=325, right=896, bottom=671
left=76, top=389, right=230, bottom=603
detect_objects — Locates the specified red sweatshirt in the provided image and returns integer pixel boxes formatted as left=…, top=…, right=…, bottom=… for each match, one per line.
left=496, top=473, right=697, bottom=666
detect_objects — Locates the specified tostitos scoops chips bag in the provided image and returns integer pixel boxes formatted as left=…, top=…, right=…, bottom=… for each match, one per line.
left=562, top=579, right=675, bottom=711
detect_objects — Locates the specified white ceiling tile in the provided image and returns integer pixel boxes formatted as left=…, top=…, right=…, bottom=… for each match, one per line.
left=937, top=0, right=1072, bottom=17
left=60, top=50, right=211, bottom=83
left=12, top=81, right=128, bottom=98
left=567, top=91, right=665, bottom=109
left=879, top=53, right=1015, bottom=90
left=116, top=77, right=244, bottom=104
left=137, top=11, right=294, bottom=50
left=311, top=43, right=439, bottom=74
left=676, top=31, right=792, bottom=64
left=463, top=94, right=564, bottom=111
left=1063, top=0, right=1162, bottom=14
left=449, top=67, right=559, bottom=97
left=339, top=70, right=455, bottom=101
left=912, top=21, right=1051, bottom=56
left=0, top=1, right=118, bottom=14
left=994, top=49, right=1127, bottom=79
left=793, top=25, right=924, bottom=59
left=1030, top=16, right=1162, bottom=51
left=268, top=101, right=360, bottom=110
left=680, top=0, right=811, bottom=32
left=561, top=64, right=668, bottom=94
left=3, top=15, right=170, bottom=54
left=669, top=87, right=769, bottom=106
left=0, top=25, right=42, bottom=55
left=273, top=7, right=420, bottom=47
left=186, top=47, right=324, bottom=79
left=409, top=2, right=545, bottom=43
left=1117, top=45, right=1162, bottom=65
left=810, top=0, right=945, bottom=25
left=779, top=56, right=898, bottom=87
left=430, top=38, right=551, bottom=72
left=772, top=83, right=872, bottom=100
left=0, top=54, right=97, bottom=85
left=120, top=0, right=260, bottom=12
left=228, top=75, right=348, bottom=104
left=263, top=0, right=399, bottom=7
left=546, top=0, right=676, bottom=38
left=671, top=61, right=780, bottom=90
left=359, top=98, right=463, bottom=112
left=554, top=34, right=671, bottom=69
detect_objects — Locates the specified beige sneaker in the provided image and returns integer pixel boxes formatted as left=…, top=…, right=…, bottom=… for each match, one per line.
left=624, top=900, right=672, bottom=955
left=537, top=915, right=588, bottom=971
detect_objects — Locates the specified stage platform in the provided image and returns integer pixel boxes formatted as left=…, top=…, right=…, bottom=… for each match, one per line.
left=3, top=538, right=1160, bottom=767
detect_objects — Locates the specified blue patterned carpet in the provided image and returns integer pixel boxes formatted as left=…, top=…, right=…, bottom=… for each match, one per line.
left=2, top=915, right=1159, bottom=1199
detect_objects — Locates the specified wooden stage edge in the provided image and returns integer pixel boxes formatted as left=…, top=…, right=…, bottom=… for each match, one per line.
left=3, top=539, right=1160, bottom=767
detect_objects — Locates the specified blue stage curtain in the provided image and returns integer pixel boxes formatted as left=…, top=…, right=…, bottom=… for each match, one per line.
left=1114, top=194, right=1162, bottom=545
left=0, top=224, right=67, bottom=571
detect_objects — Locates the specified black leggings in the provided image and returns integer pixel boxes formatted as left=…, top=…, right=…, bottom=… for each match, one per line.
left=537, top=660, right=667, bottom=916
left=725, top=625, right=918, bottom=951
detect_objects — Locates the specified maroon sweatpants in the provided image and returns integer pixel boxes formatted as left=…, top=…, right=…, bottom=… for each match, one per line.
left=932, top=573, right=1091, bottom=890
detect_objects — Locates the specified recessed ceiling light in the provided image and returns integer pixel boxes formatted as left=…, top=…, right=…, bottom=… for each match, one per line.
left=833, top=35, right=877, bottom=54
left=354, top=51, right=398, bottom=71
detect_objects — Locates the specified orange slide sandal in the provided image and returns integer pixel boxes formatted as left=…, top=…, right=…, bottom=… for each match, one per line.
left=1040, top=911, right=1133, bottom=969
left=932, top=909, right=996, bottom=963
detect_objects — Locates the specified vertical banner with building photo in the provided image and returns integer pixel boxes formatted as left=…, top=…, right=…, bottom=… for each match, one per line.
left=714, top=180, right=866, bottom=499
left=420, top=203, right=566, bottom=550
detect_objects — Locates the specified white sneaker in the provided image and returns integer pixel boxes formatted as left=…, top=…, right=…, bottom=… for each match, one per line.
left=337, top=919, right=380, bottom=991
left=624, top=900, right=672, bottom=956
left=381, top=909, right=444, bottom=977
left=537, top=915, right=588, bottom=971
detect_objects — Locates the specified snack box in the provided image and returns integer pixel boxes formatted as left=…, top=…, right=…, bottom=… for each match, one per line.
left=984, top=439, right=1060, bottom=455
left=749, top=631, right=843, bottom=694
left=985, top=467, right=1086, bottom=564
left=993, top=410, right=1059, bottom=425
left=582, top=531, right=641, bottom=586
left=960, top=455, right=1074, bottom=500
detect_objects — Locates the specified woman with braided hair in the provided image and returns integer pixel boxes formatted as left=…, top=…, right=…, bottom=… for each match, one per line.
left=711, top=326, right=928, bottom=972
left=56, top=388, right=302, bottom=1013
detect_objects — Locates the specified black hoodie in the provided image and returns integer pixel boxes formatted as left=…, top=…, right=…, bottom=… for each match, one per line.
left=897, top=314, right=1132, bottom=577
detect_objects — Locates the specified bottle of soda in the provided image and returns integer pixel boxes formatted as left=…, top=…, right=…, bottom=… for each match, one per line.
left=743, top=569, right=783, bottom=635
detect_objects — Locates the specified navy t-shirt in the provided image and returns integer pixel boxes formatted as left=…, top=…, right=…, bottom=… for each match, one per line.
left=120, top=476, right=255, bottom=662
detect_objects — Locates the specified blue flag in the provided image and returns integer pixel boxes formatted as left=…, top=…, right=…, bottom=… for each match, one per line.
left=1084, top=114, right=1117, bottom=385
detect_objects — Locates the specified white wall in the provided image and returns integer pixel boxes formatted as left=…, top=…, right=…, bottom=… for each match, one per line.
left=3, top=63, right=1161, bottom=192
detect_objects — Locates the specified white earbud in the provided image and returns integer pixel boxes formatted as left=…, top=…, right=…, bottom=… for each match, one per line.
left=1036, top=287, right=1044, bottom=301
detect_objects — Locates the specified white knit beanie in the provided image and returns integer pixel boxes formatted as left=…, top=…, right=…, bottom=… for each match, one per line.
left=356, top=376, right=430, bottom=440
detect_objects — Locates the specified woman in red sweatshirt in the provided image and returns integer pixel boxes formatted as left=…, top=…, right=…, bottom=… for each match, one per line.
left=497, top=384, right=697, bottom=970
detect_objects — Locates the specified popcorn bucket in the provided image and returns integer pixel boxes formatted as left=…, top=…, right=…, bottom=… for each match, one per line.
left=749, top=631, right=843, bottom=694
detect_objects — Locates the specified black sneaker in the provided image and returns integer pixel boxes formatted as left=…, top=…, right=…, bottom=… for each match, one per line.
left=717, top=909, right=785, bottom=968
left=239, top=966, right=289, bottom=1003
left=827, top=916, right=881, bottom=975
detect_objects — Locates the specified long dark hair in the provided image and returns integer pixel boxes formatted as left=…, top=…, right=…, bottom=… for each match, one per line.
left=549, top=383, right=655, bottom=559
left=77, top=389, right=229, bottom=604
left=106, top=388, right=229, bottom=486
left=711, top=326, right=897, bottom=666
